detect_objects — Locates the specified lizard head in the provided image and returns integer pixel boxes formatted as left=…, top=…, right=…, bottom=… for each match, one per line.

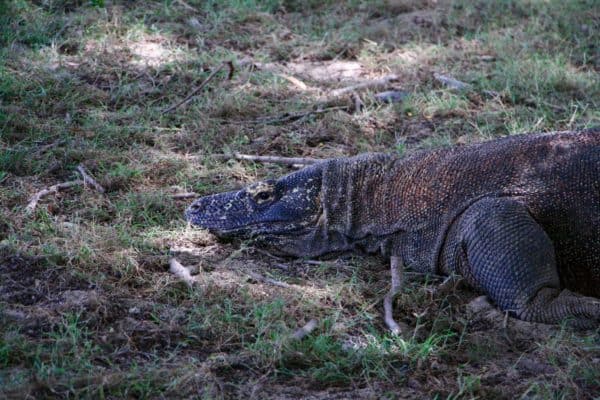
left=185, top=165, right=324, bottom=255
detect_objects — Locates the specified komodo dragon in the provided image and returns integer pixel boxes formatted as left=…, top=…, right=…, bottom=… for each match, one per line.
left=185, top=128, right=600, bottom=331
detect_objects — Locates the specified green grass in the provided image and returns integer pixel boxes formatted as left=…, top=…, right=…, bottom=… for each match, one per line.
left=0, top=0, right=599, bottom=398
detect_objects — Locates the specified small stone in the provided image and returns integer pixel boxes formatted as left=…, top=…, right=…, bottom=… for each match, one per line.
left=374, top=90, right=408, bottom=104
left=407, top=378, right=422, bottom=390
left=477, top=55, right=495, bottom=62
left=187, top=17, right=203, bottom=31
left=467, top=295, right=494, bottom=314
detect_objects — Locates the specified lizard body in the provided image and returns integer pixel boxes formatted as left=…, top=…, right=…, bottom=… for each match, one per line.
left=186, top=128, right=600, bottom=330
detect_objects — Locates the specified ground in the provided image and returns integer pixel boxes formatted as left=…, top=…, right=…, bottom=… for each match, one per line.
left=0, top=0, right=599, bottom=398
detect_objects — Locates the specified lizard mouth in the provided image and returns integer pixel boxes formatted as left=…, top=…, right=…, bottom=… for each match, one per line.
left=207, top=220, right=312, bottom=239
left=198, top=203, right=324, bottom=239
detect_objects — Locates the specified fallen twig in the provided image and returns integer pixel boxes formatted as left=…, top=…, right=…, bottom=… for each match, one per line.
left=238, top=58, right=278, bottom=72
left=254, top=105, right=350, bottom=125
left=218, top=153, right=320, bottom=166
left=162, top=61, right=235, bottom=114
left=171, top=192, right=199, bottom=200
left=291, top=319, right=318, bottom=340
left=482, top=89, right=501, bottom=99
left=351, top=91, right=364, bottom=112
left=277, top=73, right=309, bottom=90
left=434, top=274, right=464, bottom=297
left=169, top=258, right=197, bottom=287
left=247, top=271, right=290, bottom=288
left=175, top=0, right=197, bottom=11
left=330, top=74, right=399, bottom=97
left=25, top=180, right=84, bottom=214
left=302, top=260, right=326, bottom=266
left=76, top=164, right=106, bottom=194
left=34, top=139, right=67, bottom=156
left=433, top=72, right=471, bottom=90
left=249, top=247, right=287, bottom=261
left=476, top=55, right=495, bottom=62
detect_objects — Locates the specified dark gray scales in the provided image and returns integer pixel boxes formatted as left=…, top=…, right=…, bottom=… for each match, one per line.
left=186, top=128, right=600, bottom=331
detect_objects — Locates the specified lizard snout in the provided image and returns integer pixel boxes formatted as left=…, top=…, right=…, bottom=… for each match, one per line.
left=184, top=199, right=207, bottom=222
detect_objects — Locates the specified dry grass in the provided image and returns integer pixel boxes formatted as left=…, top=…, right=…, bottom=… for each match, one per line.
left=1, top=0, right=599, bottom=398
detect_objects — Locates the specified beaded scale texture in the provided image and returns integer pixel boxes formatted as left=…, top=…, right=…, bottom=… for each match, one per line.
left=186, top=128, right=600, bottom=328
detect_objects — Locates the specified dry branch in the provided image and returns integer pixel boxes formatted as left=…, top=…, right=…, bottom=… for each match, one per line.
left=291, top=319, right=318, bottom=340
left=171, top=192, right=199, bottom=200
left=483, top=89, right=501, bottom=99
left=277, top=73, right=309, bottom=90
left=247, top=271, right=290, bottom=288
left=351, top=92, right=364, bottom=112
left=330, top=74, right=399, bottom=97
left=254, top=105, right=349, bottom=125
left=169, top=258, right=197, bottom=287
left=175, top=0, right=197, bottom=11
left=249, top=247, right=287, bottom=261
left=219, top=153, right=320, bottom=166
left=162, top=61, right=235, bottom=114
left=34, top=139, right=67, bottom=156
left=433, top=73, right=471, bottom=90
left=76, top=164, right=106, bottom=193
left=25, top=180, right=84, bottom=214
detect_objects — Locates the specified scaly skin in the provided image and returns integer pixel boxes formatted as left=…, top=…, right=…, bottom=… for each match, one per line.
left=186, top=128, right=600, bottom=328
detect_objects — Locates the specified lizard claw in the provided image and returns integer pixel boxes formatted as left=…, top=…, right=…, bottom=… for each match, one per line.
left=386, top=319, right=402, bottom=335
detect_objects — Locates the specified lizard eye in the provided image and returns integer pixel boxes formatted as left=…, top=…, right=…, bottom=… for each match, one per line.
left=254, top=191, right=272, bottom=202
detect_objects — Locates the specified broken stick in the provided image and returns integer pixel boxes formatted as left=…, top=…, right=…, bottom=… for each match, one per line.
left=169, top=258, right=197, bottom=287
left=433, top=73, right=471, bottom=91
left=76, top=164, right=106, bottom=193
left=277, top=73, right=310, bottom=91
left=215, top=153, right=320, bottom=166
left=291, top=319, right=318, bottom=340
left=25, top=180, right=84, bottom=214
left=174, top=0, right=197, bottom=12
left=34, top=139, right=67, bottom=156
left=254, top=105, right=350, bottom=125
left=171, top=192, right=199, bottom=200
left=162, top=61, right=235, bottom=114
left=247, top=271, right=290, bottom=288
left=330, top=74, right=399, bottom=97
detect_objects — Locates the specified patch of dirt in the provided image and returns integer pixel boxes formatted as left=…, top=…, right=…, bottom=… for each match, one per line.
left=395, top=118, right=437, bottom=146
left=257, top=382, right=415, bottom=400
left=0, top=250, right=89, bottom=306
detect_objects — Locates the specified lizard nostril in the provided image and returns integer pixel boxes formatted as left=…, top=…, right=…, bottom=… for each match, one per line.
left=189, top=202, right=204, bottom=212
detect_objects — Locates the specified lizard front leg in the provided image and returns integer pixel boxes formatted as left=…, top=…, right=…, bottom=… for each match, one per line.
left=446, top=197, right=600, bottom=328
left=384, top=255, right=403, bottom=334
